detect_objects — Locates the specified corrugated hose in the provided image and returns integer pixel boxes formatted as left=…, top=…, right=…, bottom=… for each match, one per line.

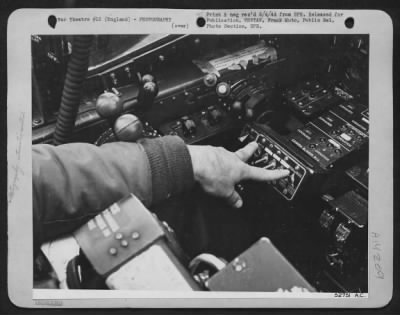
left=53, top=36, right=93, bottom=145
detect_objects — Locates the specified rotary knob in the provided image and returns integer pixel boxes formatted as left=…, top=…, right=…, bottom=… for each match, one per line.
left=216, top=82, right=231, bottom=97
left=203, top=73, right=218, bottom=87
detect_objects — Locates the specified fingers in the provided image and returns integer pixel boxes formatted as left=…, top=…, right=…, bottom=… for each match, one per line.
left=235, top=141, right=259, bottom=162
left=226, top=190, right=243, bottom=208
left=242, top=165, right=290, bottom=182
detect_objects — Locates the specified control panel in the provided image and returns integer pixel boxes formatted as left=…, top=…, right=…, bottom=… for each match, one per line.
left=240, top=124, right=308, bottom=201
left=289, top=102, right=369, bottom=170
left=319, top=191, right=367, bottom=284
left=158, top=103, right=237, bottom=144
left=320, top=191, right=368, bottom=231
left=32, top=34, right=371, bottom=293
left=282, top=79, right=342, bottom=118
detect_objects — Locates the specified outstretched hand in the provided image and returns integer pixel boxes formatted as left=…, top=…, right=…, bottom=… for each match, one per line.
left=188, top=142, right=290, bottom=208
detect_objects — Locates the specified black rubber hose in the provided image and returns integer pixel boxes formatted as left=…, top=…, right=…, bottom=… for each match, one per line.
left=53, top=36, right=93, bottom=145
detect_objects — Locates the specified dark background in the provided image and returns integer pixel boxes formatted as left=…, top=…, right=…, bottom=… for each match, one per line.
left=1, top=0, right=399, bottom=314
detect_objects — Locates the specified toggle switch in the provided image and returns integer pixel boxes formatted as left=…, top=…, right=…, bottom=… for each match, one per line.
left=253, top=156, right=269, bottom=167
left=340, top=133, right=352, bottom=142
left=181, top=116, right=197, bottom=137
left=264, top=159, right=277, bottom=170
left=289, top=173, right=296, bottom=184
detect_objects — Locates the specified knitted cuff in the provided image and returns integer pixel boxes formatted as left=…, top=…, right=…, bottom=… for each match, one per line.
left=140, top=136, right=195, bottom=204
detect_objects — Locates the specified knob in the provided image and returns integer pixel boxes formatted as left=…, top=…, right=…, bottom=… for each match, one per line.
left=232, top=100, right=242, bottom=112
left=216, top=82, right=231, bottom=97
left=137, top=74, right=158, bottom=109
left=113, top=114, right=143, bottom=142
left=203, top=73, right=218, bottom=87
left=245, top=107, right=255, bottom=119
left=141, top=74, right=155, bottom=84
left=110, top=72, right=118, bottom=86
left=207, top=107, right=223, bottom=125
left=181, top=116, right=196, bottom=137
left=96, top=92, right=123, bottom=119
left=143, top=81, right=158, bottom=97
left=124, top=66, right=132, bottom=79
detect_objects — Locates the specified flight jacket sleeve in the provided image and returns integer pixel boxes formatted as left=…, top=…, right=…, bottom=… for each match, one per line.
left=32, top=136, right=195, bottom=250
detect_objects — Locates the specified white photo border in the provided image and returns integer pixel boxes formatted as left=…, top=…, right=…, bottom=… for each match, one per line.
left=7, top=8, right=393, bottom=308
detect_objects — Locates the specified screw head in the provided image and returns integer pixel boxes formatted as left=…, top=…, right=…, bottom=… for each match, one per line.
left=232, top=258, right=246, bottom=272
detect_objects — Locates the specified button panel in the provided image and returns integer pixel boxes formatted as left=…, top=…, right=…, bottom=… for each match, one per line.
left=282, top=80, right=342, bottom=117
left=241, top=125, right=307, bottom=201
left=73, top=195, right=165, bottom=276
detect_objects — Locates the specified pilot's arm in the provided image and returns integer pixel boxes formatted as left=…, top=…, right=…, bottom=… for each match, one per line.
left=33, top=136, right=289, bottom=251
left=33, top=136, right=193, bottom=248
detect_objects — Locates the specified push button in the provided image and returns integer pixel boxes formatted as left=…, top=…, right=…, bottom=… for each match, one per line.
left=131, top=231, right=141, bottom=240
left=109, top=247, right=118, bottom=256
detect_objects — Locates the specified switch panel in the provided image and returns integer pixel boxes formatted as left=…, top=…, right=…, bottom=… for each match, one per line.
left=282, top=80, right=342, bottom=118
left=240, top=124, right=308, bottom=201
left=158, top=103, right=236, bottom=144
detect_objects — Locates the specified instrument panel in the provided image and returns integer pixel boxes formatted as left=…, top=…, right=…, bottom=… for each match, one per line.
left=289, top=102, right=369, bottom=170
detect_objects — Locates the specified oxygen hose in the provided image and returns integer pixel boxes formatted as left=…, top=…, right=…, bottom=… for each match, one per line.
left=53, top=36, right=93, bottom=145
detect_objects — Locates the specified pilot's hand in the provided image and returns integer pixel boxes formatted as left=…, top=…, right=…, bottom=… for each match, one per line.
left=187, top=142, right=290, bottom=208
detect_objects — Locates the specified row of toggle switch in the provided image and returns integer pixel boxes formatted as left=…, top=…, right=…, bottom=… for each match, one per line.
left=242, top=125, right=307, bottom=200
left=159, top=103, right=235, bottom=144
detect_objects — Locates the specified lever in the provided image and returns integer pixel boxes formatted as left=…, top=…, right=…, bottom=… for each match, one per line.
left=96, top=91, right=123, bottom=122
left=113, top=114, right=144, bottom=142
left=137, top=73, right=158, bottom=110
left=96, top=92, right=144, bottom=143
